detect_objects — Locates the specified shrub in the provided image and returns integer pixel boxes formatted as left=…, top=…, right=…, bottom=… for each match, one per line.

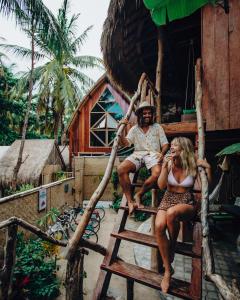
left=110, top=192, right=122, bottom=212
left=13, top=233, right=60, bottom=300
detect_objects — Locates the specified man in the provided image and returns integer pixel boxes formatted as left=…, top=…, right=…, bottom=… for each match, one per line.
left=118, top=101, right=169, bottom=214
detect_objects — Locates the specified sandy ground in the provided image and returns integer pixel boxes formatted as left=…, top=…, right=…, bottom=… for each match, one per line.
left=57, top=208, right=161, bottom=300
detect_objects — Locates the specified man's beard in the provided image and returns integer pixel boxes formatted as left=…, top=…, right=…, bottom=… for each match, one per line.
left=137, top=115, right=154, bottom=126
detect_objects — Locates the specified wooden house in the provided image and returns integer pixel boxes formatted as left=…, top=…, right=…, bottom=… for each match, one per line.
left=101, top=0, right=240, bottom=132
left=101, top=0, right=240, bottom=201
left=67, top=74, right=136, bottom=158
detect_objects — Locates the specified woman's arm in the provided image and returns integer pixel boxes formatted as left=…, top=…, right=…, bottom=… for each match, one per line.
left=158, top=157, right=171, bottom=190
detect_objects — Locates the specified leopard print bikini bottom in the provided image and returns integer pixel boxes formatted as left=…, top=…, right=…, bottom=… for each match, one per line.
left=158, top=190, right=195, bottom=211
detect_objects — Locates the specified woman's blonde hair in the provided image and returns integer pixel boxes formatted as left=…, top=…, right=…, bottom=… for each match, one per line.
left=171, top=137, right=197, bottom=176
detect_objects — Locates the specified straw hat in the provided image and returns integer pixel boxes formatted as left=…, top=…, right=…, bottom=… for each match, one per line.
left=135, top=101, right=156, bottom=116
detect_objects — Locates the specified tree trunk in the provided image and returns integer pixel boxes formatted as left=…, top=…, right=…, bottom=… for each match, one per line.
left=12, top=20, right=35, bottom=190
left=0, top=224, right=18, bottom=300
left=155, top=27, right=163, bottom=123
left=53, top=110, right=60, bottom=143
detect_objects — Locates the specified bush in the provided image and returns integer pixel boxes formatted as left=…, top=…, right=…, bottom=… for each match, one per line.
left=55, top=171, right=67, bottom=181
left=12, top=233, right=60, bottom=300
left=4, top=183, right=34, bottom=196
left=110, top=192, right=122, bottom=212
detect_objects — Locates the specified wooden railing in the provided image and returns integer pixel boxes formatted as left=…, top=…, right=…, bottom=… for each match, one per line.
left=0, top=217, right=106, bottom=300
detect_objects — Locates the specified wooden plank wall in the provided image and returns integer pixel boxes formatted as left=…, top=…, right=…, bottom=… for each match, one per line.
left=202, top=0, right=240, bottom=131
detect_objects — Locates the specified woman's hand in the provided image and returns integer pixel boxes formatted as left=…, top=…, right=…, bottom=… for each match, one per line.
left=197, top=158, right=211, bottom=169
left=157, top=152, right=164, bottom=163
left=162, top=153, right=172, bottom=168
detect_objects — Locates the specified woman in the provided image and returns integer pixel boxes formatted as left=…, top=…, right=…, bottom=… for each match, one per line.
left=155, top=137, right=211, bottom=293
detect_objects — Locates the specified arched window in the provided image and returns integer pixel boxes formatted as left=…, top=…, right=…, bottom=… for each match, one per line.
left=90, top=88, right=124, bottom=147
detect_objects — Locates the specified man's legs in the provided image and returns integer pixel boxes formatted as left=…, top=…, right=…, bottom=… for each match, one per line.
left=117, top=160, right=137, bottom=215
left=135, top=164, right=162, bottom=208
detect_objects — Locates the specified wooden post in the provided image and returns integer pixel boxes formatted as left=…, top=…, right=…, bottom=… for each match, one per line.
left=195, top=58, right=240, bottom=299
left=140, top=79, right=147, bottom=103
left=151, top=26, right=163, bottom=271
left=155, top=27, right=163, bottom=123
left=127, top=279, right=134, bottom=300
left=74, top=156, right=85, bottom=206
left=1, top=224, right=18, bottom=300
left=65, top=248, right=89, bottom=300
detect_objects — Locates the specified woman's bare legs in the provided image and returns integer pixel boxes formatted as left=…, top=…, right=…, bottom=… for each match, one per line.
left=155, top=210, right=172, bottom=293
left=166, top=204, right=196, bottom=263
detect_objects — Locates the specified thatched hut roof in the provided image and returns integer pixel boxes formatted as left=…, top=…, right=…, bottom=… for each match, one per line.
left=0, top=146, right=10, bottom=160
left=0, top=139, right=64, bottom=187
left=101, top=0, right=201, bottom=96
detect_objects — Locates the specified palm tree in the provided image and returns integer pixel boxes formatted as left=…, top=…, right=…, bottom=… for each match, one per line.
left=2, top=0, right=103, bottom=141
left=0, top=1, right=63, bottom=189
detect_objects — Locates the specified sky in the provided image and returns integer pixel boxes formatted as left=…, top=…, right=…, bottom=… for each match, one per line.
left=0, top=0, right=110, bottom=80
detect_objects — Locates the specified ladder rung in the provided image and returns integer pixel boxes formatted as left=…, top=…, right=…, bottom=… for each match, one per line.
left=101, top=259, right=196, bottom=300
left=111, top=230, right=201, bottom=258
left=120, top=205, right=158, bottom=214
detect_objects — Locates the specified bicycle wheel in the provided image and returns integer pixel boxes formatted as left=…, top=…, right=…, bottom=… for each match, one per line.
left=84, top=228, right=98, bottom=243
left=69, top=220, right=78, bottom=232
left=89, top=217, right=100, bottom=233
left=95, top=207, right=105, bottom=220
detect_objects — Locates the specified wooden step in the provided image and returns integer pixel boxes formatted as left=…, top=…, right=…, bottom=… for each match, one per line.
left=101, top=259, right=196, bottom=300
left=111, top=230, right=201, bottom=258
left=120, top=205, right=158, bottom=214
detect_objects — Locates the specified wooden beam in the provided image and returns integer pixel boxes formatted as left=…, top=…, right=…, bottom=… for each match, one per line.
left=161, top=121, right=198, bottom=136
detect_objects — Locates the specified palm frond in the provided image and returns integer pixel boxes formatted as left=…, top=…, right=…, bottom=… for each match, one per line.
left=216, top=143, right=240, bottom=157
left=0, top=43, right=45, bottom=61
left=70, top=25, right=93, bottom=52
left=71, top=55, right=104, bottom=69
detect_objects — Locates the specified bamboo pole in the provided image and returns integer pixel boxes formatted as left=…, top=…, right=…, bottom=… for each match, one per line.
left=155, top=27, right=163, bottom=123
left=151, top=27, right=164, bottom=271
left=140, top=79, right=147, bottom=103
left=65, top=73, right=146, bottom=260
left=195, top=58, right=240, bottom=300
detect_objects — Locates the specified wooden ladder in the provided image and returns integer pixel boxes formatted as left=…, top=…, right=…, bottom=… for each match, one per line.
left=92, top=175, right=202, bottom=300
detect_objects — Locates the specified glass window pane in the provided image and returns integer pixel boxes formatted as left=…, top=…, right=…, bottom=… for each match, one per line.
left=90, top=112, right=104, bottom=127
left=90, top=131, right=105, bottom=147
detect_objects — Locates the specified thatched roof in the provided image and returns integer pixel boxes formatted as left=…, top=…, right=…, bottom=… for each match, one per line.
left=59, top=146, right=69, bottom=168
left=101, top=0, right=201, bottom=96
left=0, top=146, right=10, bottom=160
left=0, top=139, right=64, bottom=187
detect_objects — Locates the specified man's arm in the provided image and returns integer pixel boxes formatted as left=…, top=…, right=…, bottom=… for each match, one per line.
left=157, top=143, right=169, bottom=162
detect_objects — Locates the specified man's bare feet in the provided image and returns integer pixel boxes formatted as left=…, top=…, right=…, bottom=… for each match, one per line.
left=134, top=193, right=144, bottom=209
left=128, top=201, right=137, bottom=215
left=161, top=271, right=171, bottom=293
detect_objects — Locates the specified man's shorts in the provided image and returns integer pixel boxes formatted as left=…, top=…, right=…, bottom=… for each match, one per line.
left=125, top=151, right=159, bottom=171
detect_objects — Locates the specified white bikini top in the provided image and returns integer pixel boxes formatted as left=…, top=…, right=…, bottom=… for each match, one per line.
left=168, top=168, right=194, bottom=188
